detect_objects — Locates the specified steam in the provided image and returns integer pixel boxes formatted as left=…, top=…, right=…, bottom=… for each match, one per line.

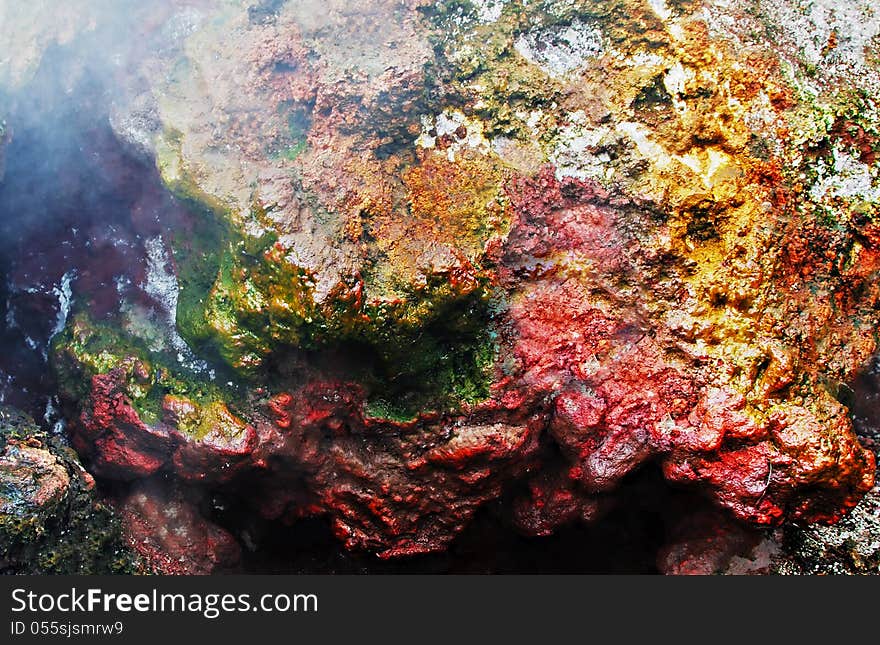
left=0, top=0, right=220, bottom=420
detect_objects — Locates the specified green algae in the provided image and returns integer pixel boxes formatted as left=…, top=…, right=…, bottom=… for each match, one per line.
left=169, top=200, right=231, bottom=363
left=146, top=155, right=503, bottom=416
left=51, top=210, right=498, bottom=424
left=277, top=139, right=307, bottom=161
left=51, top=313, right=242, bottom=433
left=359, top=295, right=499, bottom=419
left=156, top=127, right=235, bottom=218
left=198, top=229, right=500, bottom=416
left=51, top=314, right=151, bottom=401
left=129, top=6, right=523, bottom=419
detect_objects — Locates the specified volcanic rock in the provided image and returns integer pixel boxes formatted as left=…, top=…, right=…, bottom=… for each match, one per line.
left=32, top=0, right=880, bottom=562
left=0, top=405, right=139, bottom=573
left=118, top=476, right=240, bottom=574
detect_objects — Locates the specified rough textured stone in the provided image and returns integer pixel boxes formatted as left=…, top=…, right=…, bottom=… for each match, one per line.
left=2, top=0, right=878, bottom=567
left=49, top=0, right=879, bottom=559
left=118, top=476, right=240, bottom=574
left=771, top=486, right=880, bottom=574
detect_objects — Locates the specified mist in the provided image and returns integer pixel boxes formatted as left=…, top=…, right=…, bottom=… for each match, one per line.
left=0, top=0, right=220, bottom=420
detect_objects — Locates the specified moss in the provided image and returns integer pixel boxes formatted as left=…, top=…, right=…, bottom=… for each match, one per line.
left=51, top=313, right=244, bottom=428
left=168, top=203, right=232, bottom=362
left=168, top=217, right=501, bottom=416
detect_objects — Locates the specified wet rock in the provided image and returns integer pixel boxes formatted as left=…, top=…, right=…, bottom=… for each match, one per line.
left=118, top=476, right=240, bottom=575
left=166, top=395, right=258, bottom=485
left=659, top=438, right=880, bottom=575
left=0, top=406, right=139, bottom=574
left=75, top=369, right=176, bottom=480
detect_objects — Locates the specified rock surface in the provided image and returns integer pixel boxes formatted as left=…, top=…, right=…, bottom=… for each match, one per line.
left=0, top=406, right=139, bottom=573
left=657, top=481, right=880, bottom=575
left=773, top=485, right=880, bottom=574
left=2, top=0, right=880, bottom=570
left=118, top=476, right=241, bottom=574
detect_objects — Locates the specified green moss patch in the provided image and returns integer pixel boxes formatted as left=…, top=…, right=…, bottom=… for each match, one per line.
left=51, top=313, right=242, bottom=429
